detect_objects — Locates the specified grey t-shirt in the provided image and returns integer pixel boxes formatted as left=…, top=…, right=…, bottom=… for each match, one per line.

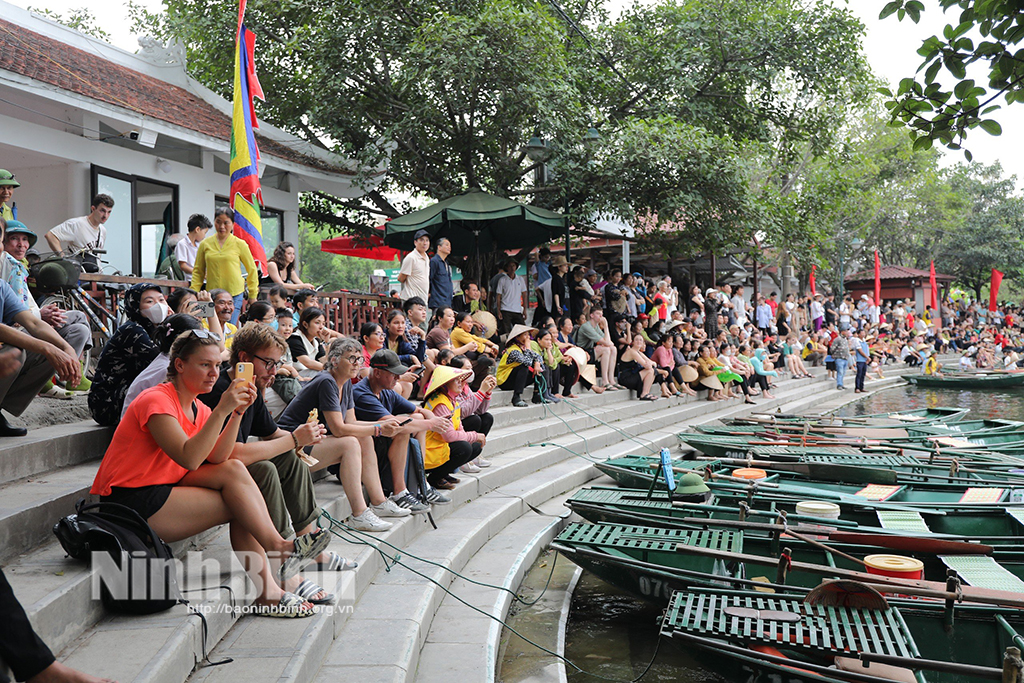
left=277, top=371, right=352, bottom=435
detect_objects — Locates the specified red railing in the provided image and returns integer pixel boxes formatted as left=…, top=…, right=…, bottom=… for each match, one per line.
left=318, top=290, right=401, bottom=335
left=68, top=275, right=398, bottom=338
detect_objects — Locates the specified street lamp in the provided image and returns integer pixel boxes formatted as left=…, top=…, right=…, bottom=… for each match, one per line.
left=522, top=127, right=601, bottom=263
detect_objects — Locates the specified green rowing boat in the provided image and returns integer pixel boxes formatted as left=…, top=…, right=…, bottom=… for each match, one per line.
left=905, top=372, right=1024, bottom=388
left=566, top=486, right=1024, bottom=544
left=659, top=586, right=1024, bottom=683
left=551, top=521, right=1024, bottom=606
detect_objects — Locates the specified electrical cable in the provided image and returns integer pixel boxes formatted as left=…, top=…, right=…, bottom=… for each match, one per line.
left=317, top=511, right=664, bottom=681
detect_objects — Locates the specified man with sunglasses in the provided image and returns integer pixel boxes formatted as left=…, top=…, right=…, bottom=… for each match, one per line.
left=198, top=323, right=350, bottom=580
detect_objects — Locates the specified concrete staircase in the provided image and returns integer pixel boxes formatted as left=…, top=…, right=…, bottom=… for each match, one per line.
left=0, top=364, right=915, bottom=683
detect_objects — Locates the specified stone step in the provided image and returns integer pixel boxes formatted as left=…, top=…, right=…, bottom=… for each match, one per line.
left=0, top=422, right=111, bottom=487
left=316, top=430, right=685, bottom=683
left=412, top=495, right=572, bottom=683
left=8, top=370, right=835, bottom=683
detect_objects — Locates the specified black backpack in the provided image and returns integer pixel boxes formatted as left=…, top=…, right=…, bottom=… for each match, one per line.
left=53, top=499, right=181, bottom=615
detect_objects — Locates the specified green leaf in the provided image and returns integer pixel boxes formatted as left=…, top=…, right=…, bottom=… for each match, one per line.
left=964, top=149, right=973, bottom=161
left=879, top=1, right=902, bottom=20
left=913, top=135, right=934, bottom=150
left=978, top=119, right=1003, bottom=135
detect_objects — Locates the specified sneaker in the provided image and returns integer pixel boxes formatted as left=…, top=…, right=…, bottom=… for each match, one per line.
left=475, top=458, right=492, bottom=468
left=390, top=490, right=431, bottom=514
left=348, top=509, right=393, bottom=532
left=370, top=497, right=412, bottom=518
left=423, top=487, right=452, bottom=504
left=461, top=462, right=481, bottom=473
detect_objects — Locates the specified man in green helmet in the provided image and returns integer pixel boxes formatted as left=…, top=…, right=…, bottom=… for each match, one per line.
left=0, top=170, right=19, bottom=221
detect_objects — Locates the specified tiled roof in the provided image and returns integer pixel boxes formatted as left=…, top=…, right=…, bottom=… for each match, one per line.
left=846, top=264, right=954, bottom=282
left=0, top=18, right=350, bottom=175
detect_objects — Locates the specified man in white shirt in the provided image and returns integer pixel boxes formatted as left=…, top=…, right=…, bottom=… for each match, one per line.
left=731, top=286, right=749, bottom=325
left=495, top=259, right=527, bottom=336
left=175, top=213, right=211, bottom=275
left=44, top=194, right=113, bottom=270
left=397, top=229, right=431, bottom=302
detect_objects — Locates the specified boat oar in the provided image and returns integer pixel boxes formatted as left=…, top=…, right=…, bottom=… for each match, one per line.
left=671, top=516, right=994, bottom=556
left=827, top=531, right=994, bottom=556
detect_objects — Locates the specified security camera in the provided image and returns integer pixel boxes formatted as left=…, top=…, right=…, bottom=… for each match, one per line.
left=128, top=130, right=140, bottom=141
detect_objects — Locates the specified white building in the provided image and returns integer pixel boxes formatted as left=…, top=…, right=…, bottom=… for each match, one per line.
left=0, top=2, right=386, bottom=277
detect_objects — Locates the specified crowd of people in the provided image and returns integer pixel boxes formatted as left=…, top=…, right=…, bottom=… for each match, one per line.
left=2, top=184, right=1021, bottom=663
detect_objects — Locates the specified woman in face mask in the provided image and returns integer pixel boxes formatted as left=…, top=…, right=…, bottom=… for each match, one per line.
left=88, top=284, right=166, bottom=426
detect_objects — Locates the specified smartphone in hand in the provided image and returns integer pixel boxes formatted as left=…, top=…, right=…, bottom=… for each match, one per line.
left=235, top=362, right=254, bottom=385
left=193, top=301, right=216, bottom=318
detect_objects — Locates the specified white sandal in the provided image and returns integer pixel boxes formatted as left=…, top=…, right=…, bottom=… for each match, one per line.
left=254, top=592, right=315, bottom=618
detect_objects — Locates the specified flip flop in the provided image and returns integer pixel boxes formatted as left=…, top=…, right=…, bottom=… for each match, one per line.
left=315, top=550, right=358, bottom=572
left=294, top=579, right=336, bottom=605
left=253, top=592, right=316, bottom=618
left=279, top=529, right=331, bottom=583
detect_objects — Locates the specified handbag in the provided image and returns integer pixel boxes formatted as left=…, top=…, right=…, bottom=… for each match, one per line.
left=53, top=499, right=181, bottom=614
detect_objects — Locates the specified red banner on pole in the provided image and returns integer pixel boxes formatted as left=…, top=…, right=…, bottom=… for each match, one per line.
left=809, top=265, right=816, bottom=296
left=873, top=250, right=881, bottom=305
left=991, top=268, right=1004, bottom=312
left=929, top=261, right=938, bottom=310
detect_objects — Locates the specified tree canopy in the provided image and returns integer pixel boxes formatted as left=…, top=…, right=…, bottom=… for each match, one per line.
left=879, top=0, right=1024, bottom=156
left=132, top=0, right=870, bottom=259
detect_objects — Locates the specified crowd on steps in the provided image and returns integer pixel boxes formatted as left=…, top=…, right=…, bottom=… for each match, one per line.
left=0, top=187, right=1012, bottom=682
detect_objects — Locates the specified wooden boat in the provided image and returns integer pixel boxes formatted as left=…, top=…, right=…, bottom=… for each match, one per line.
left=659, top=586, right=1024, bottom=683
left=596, top=454, right=1024, bottom=493
left=905, top=372, right=1024, bottom=388
left=696, top=418, right=1024, bottom=439
left=551, top=521, right=1024, bottom=608
left=565, top=486, right=1024, bottom=544
left=729, top=407, right=969, bottom=429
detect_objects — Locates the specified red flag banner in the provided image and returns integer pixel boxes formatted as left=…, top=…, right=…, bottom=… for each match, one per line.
left=873, top=250, right=881, bottom=305
left=929, top=261, right=938, bottom=310
left=991, top=268, right=1004, bottom=312
left=809, top=265, right=816, bottom=296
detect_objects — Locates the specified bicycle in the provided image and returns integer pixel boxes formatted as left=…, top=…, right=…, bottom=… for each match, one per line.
left=31, top=246, right=127, bottom=375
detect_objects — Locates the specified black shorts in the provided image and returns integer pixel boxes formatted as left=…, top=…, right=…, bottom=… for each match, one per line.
left=825, top=360, right=836, bottom=371
left=101, top=484, right=173, bottom=520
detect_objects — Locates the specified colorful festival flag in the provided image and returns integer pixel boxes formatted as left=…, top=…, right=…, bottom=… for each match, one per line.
left=991, top=268, right=1004, bottom=312
left=873, top=250, right=881, bottom=306
left=229, top=0, right=267, bottom=274
left=809, top=264, right=816, bottom=296
left=929, top=261, right=938, bottom=311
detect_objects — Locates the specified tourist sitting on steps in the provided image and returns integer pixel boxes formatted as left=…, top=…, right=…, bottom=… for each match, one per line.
left=278, top=338, right=424, bottom=533
left=201, top=323, right=359, bottom=596
left=89, top=283, right=167, bottom=427
left=352, top=349, right=454, bottom=495
left=496, top=324, right=542, bottom=407
left=421, top=365, right=484, bottom=490
left=90, top=329, right=329, bottom=618
left=446, top=354, right=496, bottom=471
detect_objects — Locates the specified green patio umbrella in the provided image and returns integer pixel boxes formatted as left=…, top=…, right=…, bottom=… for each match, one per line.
left=383, top=188, right=567, bottom=258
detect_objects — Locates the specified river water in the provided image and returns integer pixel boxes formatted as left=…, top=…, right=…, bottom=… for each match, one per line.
left=499, top=384, right=1024, bottom=682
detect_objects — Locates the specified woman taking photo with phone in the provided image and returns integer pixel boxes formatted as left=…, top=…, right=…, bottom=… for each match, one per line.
left=91, top=329, right=330, bottom=617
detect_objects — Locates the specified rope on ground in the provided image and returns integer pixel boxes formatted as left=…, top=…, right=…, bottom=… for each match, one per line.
left=318, top=511, right=663, bottom=681
left=533, top=371, right=660, bottom=455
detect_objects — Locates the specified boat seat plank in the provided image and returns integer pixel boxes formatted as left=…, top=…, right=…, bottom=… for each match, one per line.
left=958, top=488, right=1006, bottom=504
left=662, top=590, right=916, bottom=658
left=940, top=555, right=1024, bottom=593
left=555, top=522, right=743, bottom=553
left=1008, top=508, right=1024, bottom=529
left=876, top=510, right=931, bottom=533
left=855, top=484, right=904, bottom=501
left=804, top=454, right=921, bottom=467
